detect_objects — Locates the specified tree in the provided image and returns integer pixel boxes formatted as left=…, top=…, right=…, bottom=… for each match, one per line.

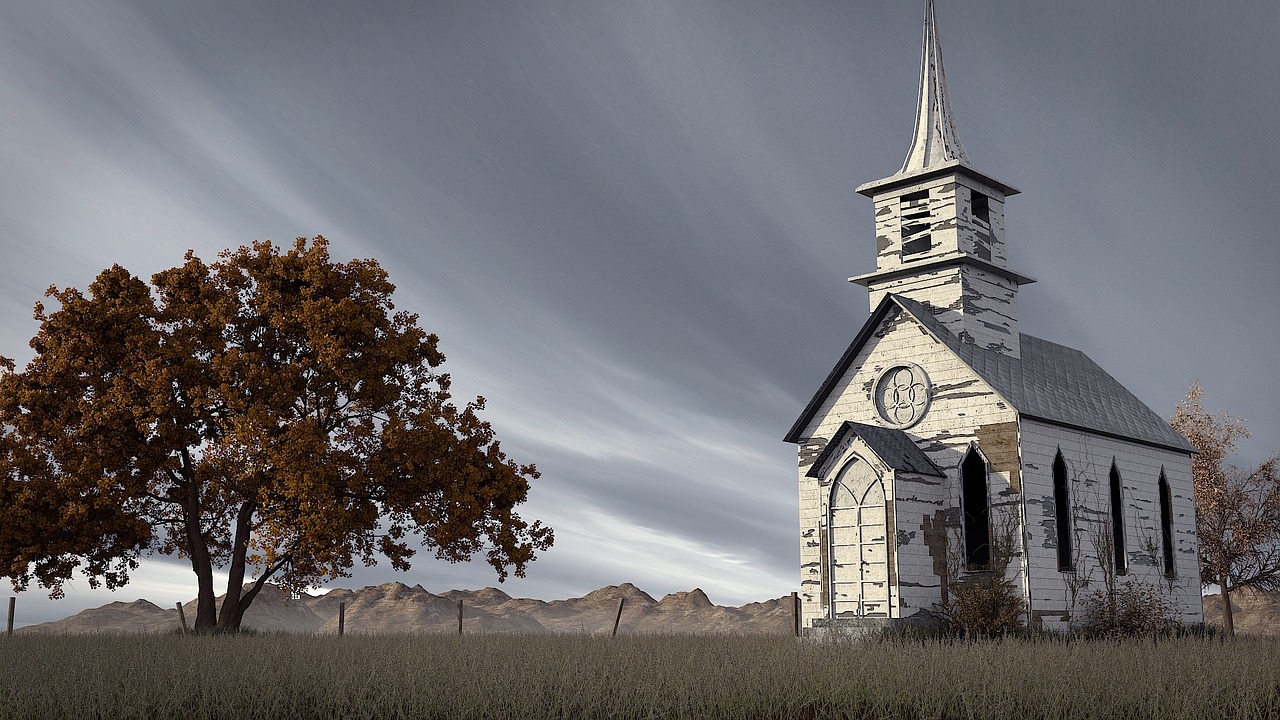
left=1171, top=384, right=1280, bottom=636
left=0, top=237, right=552, bottom=631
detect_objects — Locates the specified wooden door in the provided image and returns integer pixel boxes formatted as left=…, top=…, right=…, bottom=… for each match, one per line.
left=829, top=458, right=890, bottom=618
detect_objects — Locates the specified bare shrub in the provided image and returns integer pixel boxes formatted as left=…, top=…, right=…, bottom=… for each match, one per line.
left=935, top=509, right=1025, bottom=638
left=1081, top=579, right=1178, bottom=639
left=936, top=571, right=1025, bottom=638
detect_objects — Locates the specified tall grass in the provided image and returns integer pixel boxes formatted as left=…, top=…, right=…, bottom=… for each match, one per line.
left=2, top=633, right=1278, bottom=719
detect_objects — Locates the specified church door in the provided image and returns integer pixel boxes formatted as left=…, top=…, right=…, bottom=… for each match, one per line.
left=828, top=457, right=890, bottom=618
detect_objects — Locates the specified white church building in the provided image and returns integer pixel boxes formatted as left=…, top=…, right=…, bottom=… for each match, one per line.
left=785, top=0, right=1201, bottom=631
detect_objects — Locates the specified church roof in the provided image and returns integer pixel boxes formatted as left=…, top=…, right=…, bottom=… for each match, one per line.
left=805, top=421, right=946, bottom=479
left=784, top=294, right=1196, bottom=454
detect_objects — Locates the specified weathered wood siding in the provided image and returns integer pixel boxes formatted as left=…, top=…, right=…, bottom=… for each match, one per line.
left=867, top=266, right=1020, bottom=357
left=865, top=172, right=1020, bottom=356
left=869, top=175, right=1009, bottom=276
left=796, top=305, right=1020, bottom=627
left=1019, top=419, right=1202, bottom=628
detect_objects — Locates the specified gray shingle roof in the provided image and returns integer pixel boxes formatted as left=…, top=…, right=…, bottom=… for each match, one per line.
left=786, top=294, right=1195, bottom=454
left=805, top=421, right=946, bottom=478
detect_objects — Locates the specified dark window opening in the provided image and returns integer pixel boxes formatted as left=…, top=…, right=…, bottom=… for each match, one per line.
left=1053, top=451, right=1073, bottom=571
left=1109, top=463, right=1127, bottom=574
left=902, top=235, right=931, bottom=256
left=1159, top=473, right=1175, bottom=577
left=971, top=190, right=990, bottom=223
left=962, top=450, right=990, bottom=570
left=902, top=189, right=929, bottom=203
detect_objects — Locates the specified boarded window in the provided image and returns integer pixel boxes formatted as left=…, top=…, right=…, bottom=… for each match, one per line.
left=1053, top=451, right=1073, bottom=571
left=902, top=235, right=931, bottom=256
left=1110, top=463, right=1127, bottom=574
left=1159, top=473, right=1175, bottom=576
left=961, top=450, right=990, bottom=570
left=900, top=190, right=931, bottom=257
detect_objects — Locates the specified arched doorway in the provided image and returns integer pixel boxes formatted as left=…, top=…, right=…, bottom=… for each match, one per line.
left=828, top=456, right=890, bottom=618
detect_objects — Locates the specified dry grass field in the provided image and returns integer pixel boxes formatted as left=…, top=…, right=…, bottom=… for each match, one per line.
left=2, top=632, right=1278, bottom=719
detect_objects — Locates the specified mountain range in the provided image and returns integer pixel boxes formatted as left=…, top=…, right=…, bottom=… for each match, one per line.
left=15, top=582, right=795, bottom=635
left=16, top=584, right=1275, bottom=635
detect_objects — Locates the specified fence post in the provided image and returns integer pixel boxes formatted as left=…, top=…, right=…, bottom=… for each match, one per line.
left=6, top=597, right=14, bottom=638
left=338, top=602, right=345, bottom=637
left=791, top=592, right=800, bottom=637
left=611, top=597, right=625, bottom=638
left=175, top=602, right=188, bottom=634
left=457, top=599, right=463, bottom=635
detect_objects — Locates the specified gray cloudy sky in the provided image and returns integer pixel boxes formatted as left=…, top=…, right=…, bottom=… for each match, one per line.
left=3, top=0, right=1277, bottom=626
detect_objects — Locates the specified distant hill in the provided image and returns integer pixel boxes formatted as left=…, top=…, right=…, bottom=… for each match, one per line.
left=1202, top=588, right=1280, bottom=635
left=16, top=582, right=794, bottom=635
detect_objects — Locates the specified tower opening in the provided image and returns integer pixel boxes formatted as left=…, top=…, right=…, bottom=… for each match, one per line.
left=901, top=190, right=932, bottom=257
left=971, top=190, right=990, bottom=224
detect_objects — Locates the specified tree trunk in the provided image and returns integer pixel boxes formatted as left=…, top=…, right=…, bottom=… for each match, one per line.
left=1219, top=572, right=1235, bottom=637
left=215, top=501, right=256, bottom=632
left=185, top=530, right=217, bottom=629
left=181, top=452, right=218, bottom=629
left=1218, top=586, right=1228, bottom=635
left=233, top=571, right=278, bottom=630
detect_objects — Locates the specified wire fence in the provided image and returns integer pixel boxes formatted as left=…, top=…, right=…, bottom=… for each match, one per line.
left=5, top=592, right=805, bottom=637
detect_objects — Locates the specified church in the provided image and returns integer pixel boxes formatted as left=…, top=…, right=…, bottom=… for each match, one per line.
left=785, top=0, right=1202, bottom=631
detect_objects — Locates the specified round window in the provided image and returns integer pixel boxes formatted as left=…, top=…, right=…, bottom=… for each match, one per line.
left=873, top=364, right=932, bottom=429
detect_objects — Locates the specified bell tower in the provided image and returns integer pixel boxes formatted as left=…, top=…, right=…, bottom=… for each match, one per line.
left=850, top=0, right=1034, bottom=357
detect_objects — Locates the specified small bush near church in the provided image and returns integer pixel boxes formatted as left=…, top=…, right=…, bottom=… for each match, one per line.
left=1081, top=579, right=1180, bottom=638
left=934, top=569, right=1026, bottom=638
left=934, top=511, right=1026, bottom=638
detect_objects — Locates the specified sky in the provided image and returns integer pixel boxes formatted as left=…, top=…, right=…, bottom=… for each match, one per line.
left=2, top=0, right=1277, bottom=627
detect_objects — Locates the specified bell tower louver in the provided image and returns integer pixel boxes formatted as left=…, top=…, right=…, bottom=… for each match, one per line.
left=850, top=0, right=1034, bottom=357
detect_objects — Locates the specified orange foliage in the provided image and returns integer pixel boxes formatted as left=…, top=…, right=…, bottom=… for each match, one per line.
left=0, top=238, right=552, bottom=631
left=1171, top=383, right=1280, bottom=635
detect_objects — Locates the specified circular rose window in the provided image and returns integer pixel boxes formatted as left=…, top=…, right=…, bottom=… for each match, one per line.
left=874, top=364, right=931, bottom=429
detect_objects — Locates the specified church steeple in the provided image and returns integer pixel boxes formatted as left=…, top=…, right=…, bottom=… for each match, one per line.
left=851, top=0, right=1034, bottom=357
left=900, top=0, right=968, bottom=174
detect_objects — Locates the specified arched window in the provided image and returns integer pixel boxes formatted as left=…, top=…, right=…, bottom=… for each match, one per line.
left=1159, top=472, right=1175, bottom=577
left=1109, top=462, right=1127, bottom=574
left=1053, top=451, right=1073, bottom=571
left=961, top=449, right=990, bottom=569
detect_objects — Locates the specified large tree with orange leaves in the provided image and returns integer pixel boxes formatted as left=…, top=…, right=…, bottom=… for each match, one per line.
left=0, top=237, right=552, bottom=631
left=1171, top=384, right=1279, bottom=636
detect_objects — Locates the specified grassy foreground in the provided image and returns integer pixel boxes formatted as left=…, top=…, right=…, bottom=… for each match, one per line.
left=1, top=633, right=1278, bottom=719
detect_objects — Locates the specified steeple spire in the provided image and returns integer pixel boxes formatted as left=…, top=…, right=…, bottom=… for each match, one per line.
left=899, top=0, right=968, bottom=174
left=852, top=0, right=1030, bottom=357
